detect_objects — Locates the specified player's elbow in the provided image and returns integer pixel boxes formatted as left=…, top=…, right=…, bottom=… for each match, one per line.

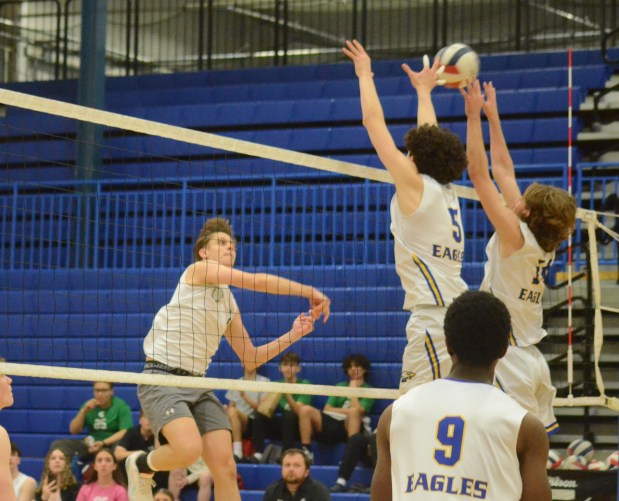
left=467, top=163, right=489, bottom=182
left=362, top=113, right=382, bottom=129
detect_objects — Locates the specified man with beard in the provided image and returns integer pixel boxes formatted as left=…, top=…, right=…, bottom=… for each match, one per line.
left=262, top=448, right=331, bottom=501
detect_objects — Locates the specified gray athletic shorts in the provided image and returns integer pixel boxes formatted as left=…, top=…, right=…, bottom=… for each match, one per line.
left=138, top=367, right=231, bottom=440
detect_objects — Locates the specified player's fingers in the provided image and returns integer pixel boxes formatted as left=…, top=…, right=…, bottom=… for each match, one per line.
left=436, top=65, right=445, bottom=75
left=436, top=79, right=446, bottom=86
left=322, top=304, right=331, bottom=323
left=401, top=63, right=415, bottom=78
left=422, top=54, right=430, bottom=69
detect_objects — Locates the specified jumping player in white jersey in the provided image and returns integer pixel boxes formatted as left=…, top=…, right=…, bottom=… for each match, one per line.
left=372, top=291, right=551, bottom=501
left=125, top=217, right=331, bottom=501
left=343, top=40, right=468, bottom=393
left=461, top=80, right=577, bottom=434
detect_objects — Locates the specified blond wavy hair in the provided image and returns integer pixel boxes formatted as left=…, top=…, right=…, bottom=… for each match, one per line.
left=521, top=183, right=577, bottom=252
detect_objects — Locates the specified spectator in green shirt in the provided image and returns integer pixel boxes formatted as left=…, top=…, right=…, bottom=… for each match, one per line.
left=248, top=352, right=312, bottom=463
left=298, top=354, right=375, bottom=472
left=50, top=382, right=134, bottom=464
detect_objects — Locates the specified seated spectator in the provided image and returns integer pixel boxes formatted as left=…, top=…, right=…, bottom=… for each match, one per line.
left=250, top=352, right=312, bottom=463
left=262, top=448, right=330, bottom=501
left=50, top=382, right=133, bottom=463
left=10, top=442, right=37, bottom=501
left=168, top=457, right=213, bottom=501
left=153, top=489, right=174, bottom=501
left=224, top=366, right=270, bottom=462
left=35, top=447, right=80, bottom=501
left=331, top=431, right=377, bottom=493
left=114, top=410, right=167, bottom=490
left=76, top=448, right=128, bottom=501
left=298, top=354, right=375, bottom=470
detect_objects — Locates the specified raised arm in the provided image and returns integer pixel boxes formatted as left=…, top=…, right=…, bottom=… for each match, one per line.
left=69, top=399, right=96, bottom=435
left=371, top=404, right=392, bottom=501
left=186, top=261, right=330, bottom=322
left=402, top=55, right=444, bottom=127
left=482, top=82, right=522, bottom=209
left=342, top=39, right=421, bottom=193
left=225, top=312, right=315, bottom=371
left=517, top=414, right=552, bottom=501
left=461, top=80, right=524, bottom=255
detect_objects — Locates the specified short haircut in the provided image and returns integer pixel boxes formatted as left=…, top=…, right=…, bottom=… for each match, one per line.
left=10, top=442, right=20, bottom=456
left=404, top=124, right=467, bottom=185
left=192, top=217, right=234, bottom=262
left=342, top=353, right=371, bottom=376
left=280, top=352, right=301, bottom=366
left=280, top=448, right=312, bottom=468
left=444, top=291, right=511, bottom=367
left=522, top=183, right=577, bottom=253
left=94, top=381, right=113, bottom=389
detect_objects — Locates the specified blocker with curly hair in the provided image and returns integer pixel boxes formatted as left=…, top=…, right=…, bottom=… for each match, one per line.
left=404, top=124, right=467, bottom=185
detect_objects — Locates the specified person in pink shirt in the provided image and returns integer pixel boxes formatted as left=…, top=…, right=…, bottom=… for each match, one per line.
left=76, top=449, right=128, bottom=501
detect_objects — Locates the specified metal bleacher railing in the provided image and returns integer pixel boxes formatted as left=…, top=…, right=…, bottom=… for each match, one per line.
left=0, top=0, right=617, bottom=83
left=1, top=163, right=613, bottom=273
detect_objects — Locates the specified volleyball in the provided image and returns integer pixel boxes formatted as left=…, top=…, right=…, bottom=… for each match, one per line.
left=546, top=449, right=563, bottom=470
left=606, top=451, right=619, bottom=469
left=567, top=438, right=594, bottom=462
left=435, top=43, right=480, bottom=88
left=587, top=459, right=608, bottom=471
left=561, top=455, right=588, bottom=470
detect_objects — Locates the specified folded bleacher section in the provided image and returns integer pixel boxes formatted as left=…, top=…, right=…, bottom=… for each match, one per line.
left=0, top=48, right=612, bottom=499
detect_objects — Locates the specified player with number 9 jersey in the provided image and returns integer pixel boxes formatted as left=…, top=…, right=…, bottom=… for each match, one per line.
left=390, top=378, right=527, bottom=500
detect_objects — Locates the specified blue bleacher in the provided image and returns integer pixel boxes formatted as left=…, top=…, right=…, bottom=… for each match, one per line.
left=0, top=47, right=611, bottom=498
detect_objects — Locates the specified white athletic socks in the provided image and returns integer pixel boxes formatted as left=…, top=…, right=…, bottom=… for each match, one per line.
left=233, top=441, right=243, bottom=459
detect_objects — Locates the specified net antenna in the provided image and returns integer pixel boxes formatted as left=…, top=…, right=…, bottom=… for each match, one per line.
left=566, top=48, right=575, bottom=399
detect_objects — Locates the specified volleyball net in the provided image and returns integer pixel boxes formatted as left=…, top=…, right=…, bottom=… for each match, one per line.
left=0, top=87, right=617, bottom=411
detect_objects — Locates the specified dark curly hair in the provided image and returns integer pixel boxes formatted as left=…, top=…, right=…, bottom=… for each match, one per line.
left=444, top=291, right=511, bottom=368
left=192, top=217, right=234, bottom=262
left=342, top=353, right=371, bottom=376
left=521, top=183, right=577, bottom=253
left=404, top=124, right=467, bottom=185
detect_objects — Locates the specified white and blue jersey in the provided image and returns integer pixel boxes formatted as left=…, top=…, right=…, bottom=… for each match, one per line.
left=481, top=222, right=554, bottom=347
left=481, top=222, right=559, bottom=434
left=390, top=175, right=468, bottom=310
left=390, top=378, right=527, bottom=500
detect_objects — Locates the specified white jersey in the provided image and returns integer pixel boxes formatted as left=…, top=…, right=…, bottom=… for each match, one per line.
left=481, top=222, right=554, bottom=346
left=390, top=378, right=526, bottom=501
left=143, top=268, right=239, bottom=375
left=390, top=175, right=467, bottom=310
left=13, top=472, right=34, bottom=496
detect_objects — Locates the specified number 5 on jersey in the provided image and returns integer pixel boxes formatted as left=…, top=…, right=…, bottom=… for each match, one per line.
left=448, top=208, right=462, bottom=243
left=434, top=416, right=465, bottom=466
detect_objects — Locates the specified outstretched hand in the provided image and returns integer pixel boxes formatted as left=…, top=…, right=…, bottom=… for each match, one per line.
left=309, top=291, right=331, bottom=323
left=402, top=54, right=445, bottom=93
left=459, top=79, right=485, bottom=117
left=342, top=39, right=373, bottom=79
left=481, top=81, right=499, bottom=121
left=291, top=312, right=316, bottom=339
